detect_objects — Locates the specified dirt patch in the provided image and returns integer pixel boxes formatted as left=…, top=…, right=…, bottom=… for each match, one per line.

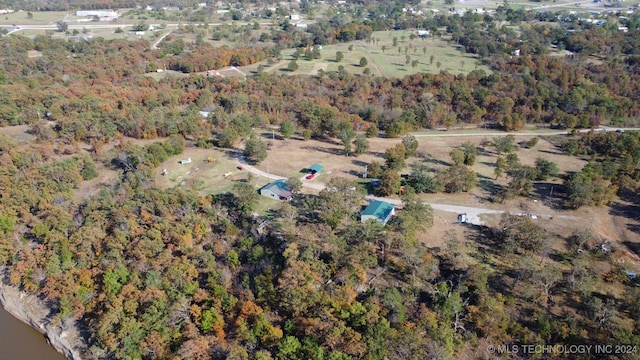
left=0, top=124, right=34, bottom=143
left=309, top=62, right=328, bottom=75
left=73, top=165, right=118, bottom=202
left=27, top=50, right=42, bottom=58
left=417, top=209, right=465, bottom=249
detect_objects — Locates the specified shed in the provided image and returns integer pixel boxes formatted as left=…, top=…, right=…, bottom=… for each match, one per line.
left=307, top=164, right=324, bottom=174
left=260, top=179, right=292, bottom=201
left=361, top=200, right=395, bottom=226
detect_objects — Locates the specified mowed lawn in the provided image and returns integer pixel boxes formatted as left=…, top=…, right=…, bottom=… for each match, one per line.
left=0, top=10, right=67, bottom=25
left=244, top=30, right=490, bottom=78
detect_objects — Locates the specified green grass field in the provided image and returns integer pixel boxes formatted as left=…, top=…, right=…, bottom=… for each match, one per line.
left=246, top=30, right=490, bottom=78
left=0, top=10, right=67, bottom=25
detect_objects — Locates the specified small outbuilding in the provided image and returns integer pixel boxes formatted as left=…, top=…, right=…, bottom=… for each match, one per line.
left=260, top=179, right=293, bottom=201
left=361, top=200, right=395, bottom=226
left=306, top=164, right=324, bottom=174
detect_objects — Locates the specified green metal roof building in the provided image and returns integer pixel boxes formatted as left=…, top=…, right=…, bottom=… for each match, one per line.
left=307, top=164, right=324, bottom=174
left=361, top=200, right=395, bottom=226
left=260, top=179, right=292, bottom=201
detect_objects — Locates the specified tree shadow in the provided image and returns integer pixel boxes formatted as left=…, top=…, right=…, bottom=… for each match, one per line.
left=477, top=178, right=501, bottom=196
left=548, top=251, right=575, bottom=265
left=622, top=241, right=640, bottom=257
left=366, top=150, right=385, bottom=158
left=346, top=169, right=363, bottom=177
left=608, top=197, right=640, bottom=236
left=424, top=157, right=450, bottom=167
left=259, top=131, right=279, bottom=140
left=351, top=159, right=368, bottom=167
left=300, top=145, right=343, bottom=156
left=532, top=182, right=565, bottom=210
left=538, top=149, right=564, bottom=155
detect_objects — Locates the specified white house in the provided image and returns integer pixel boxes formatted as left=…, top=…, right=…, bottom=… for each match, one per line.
left=260, top=179, right=293, bottom=201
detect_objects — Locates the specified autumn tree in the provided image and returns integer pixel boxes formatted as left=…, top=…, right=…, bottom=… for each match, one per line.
left=493, top=135, right=516, bottom=155
left=503, top=165, right=536, bottom=200
left=408, top=164, right=441, bottom=193
left=233, top=181, right=260, bottom=215
left=56, top=21, right=68, bottom=32
left=384, top=143, right=406, bottom=171
left=244, top=135, right=268, bottom=163
left=378, top=169, right=401, bottom=196
left=436, top=165, right=477, bottom=193
left=534, top=158, right=559, bottom=181
left=402, top=135, right=419, bottom=158
left=318, top=178, right=365, bottom=228
left=287, top=60, right=299, bottom=72
left=368, top=161, right=383, bottom=179
left=338, top=123, right=356, bottom=156
left=280, top=121, right=295, bottom=139
left=564, top=168, right=617, bottom=209
left=395, top=187, right=434, bottom=242
left=286, top=177, right=303, bottom=193
left=353, top=134, right=369, bottom=156
left=449, top=148, right=465, bottom=165
left=499, top=214, right=544, bottom=254
left=461, top=141, right=478, bottom=166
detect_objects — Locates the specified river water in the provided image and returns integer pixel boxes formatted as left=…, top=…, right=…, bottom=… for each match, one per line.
left=0, top=306, right=67, bottom=360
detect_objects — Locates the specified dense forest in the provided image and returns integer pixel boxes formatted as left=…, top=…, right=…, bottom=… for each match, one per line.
left=1, top=5, right=640, bottom=360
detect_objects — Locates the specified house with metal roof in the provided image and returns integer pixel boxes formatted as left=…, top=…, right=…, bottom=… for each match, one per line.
left=361, top=200, right=395, bottom=225
left=260, top=179, right=292, bottom=201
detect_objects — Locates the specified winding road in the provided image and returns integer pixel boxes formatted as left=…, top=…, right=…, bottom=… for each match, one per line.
left=151, top=30, right=172, bottom=49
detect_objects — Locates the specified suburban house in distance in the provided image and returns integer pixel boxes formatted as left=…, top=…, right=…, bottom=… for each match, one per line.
left=260, top=179, right=292, bottom=201
left=361, top=200, right=395, bottom=226
left=76, top=10, right=121, bottom=21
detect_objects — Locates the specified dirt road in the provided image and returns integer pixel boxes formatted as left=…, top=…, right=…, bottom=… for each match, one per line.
left=236, top=153, right=504, bottom=225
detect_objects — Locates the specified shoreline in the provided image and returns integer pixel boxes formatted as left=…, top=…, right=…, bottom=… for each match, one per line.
left=0, top=267, right=86, bottom=360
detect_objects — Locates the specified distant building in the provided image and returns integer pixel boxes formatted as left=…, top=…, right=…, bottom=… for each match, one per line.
left=260, top=179, right=292, bottom=201
left=76, top=10, right=121, bottom=20
left=361, top=200, right=395, bottom=226
left=73, top=33, right=93, bottom=41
